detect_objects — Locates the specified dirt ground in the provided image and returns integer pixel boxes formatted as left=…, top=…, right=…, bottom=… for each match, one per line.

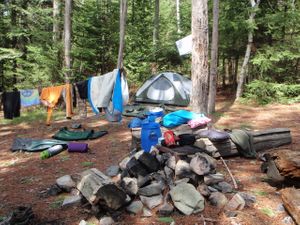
left=0, top=94, right=299, bottom=225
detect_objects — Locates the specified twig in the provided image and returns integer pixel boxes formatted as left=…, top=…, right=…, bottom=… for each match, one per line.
left=220, top=156, right=238, bottom=189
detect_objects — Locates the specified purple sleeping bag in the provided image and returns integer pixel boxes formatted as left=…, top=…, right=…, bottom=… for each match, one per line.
left=68, top=142, right=88, bottom=153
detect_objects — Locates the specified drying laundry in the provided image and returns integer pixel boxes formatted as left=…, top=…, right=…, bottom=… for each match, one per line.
left=2, top=90, right=21, bottom=119
left=20, top=89, right=40, bottom=107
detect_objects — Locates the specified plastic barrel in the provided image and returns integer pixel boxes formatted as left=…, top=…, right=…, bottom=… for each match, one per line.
left=141, top=117, right=162, bottom=152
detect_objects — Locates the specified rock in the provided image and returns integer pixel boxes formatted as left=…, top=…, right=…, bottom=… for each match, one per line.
left=126, top=157, right=149, bottom=177
left=276, top=203, right=285, bottom=212
left=158, top=202, right=174, bottom=216
left=137, top=174, right=152, bottom=188
left=225, top=211, right=238, bottom=217
left=238, top=192, right=256, bottom=207
left=62, top=195, right=82, bottom=207
left=215, top=181, right=233, bottom=193
left=133, top=150, right=144, bottom=159
left=119, top=156, right=131, bottom=170
left=99, top=216, right=114, bottom=225
left=121, top=177, right=138, bottom=195
left=166, top=156, right=176, bottom=170
left=197, top=184, right=211, bottom=197
left=169, top=183, right=205, bottom=215
left=175, top=160, right=192, bottom=179
left=225, top=193, right=245, bottom=211
left=207, top=186, right=218, bottom=192
left=105, top=165, right=120, bottom=177
left=47, top=184, right=63, bottom=196
left=137, top=152, right=160, bottom=173
left=126, top=201, right=143, bottom=214
left=142, top=207, right=153, bottom=217
left=282, top=216, right=294, bottom=224
left=164, top=166, right=174, bottom=186
left=140, top=194, right=163, bottom=209
left=138, top=182, right=165, bottom=196
left=204, top=173, right=225, bottom=185
left=79, top=220, right=88, bottom=225
left=209, top=192, right=228, bottom=208
left=190, top=153, right=217, bottom=176
left=174, top=178, right=190, bottom=185
left=56, top=175, right=75, bottom=192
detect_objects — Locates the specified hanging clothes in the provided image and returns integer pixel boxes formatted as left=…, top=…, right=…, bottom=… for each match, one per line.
left=20, top=89, right=40, bottom=107
left=88, top=69, right=118, bottom=114
left=2, top=91, right=21, bottom=119
left=75, top=80, right=88, bottom=99
left=40, top=84, right=72, bottom=125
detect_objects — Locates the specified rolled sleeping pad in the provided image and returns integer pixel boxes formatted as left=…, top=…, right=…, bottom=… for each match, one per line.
left=68, top=142, right=88, bottom=153
left=40, top=145, right=65, bottom=160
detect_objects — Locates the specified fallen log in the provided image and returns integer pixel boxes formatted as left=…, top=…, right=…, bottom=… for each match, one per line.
left=281, top=188, right=300, bottom=225
left=194, top=128, right=292, bottom=158
left=77, top=168, right=127, bottom=209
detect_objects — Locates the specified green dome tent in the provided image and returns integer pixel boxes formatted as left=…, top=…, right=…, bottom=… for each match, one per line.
left=135, top=72, right=191, bottom=106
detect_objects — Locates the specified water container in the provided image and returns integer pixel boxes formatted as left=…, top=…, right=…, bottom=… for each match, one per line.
left=141, top=116, right=162, bottom=152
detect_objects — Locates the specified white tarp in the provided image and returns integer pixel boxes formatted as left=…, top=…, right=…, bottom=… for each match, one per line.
left=176, top=34, right=192, bottom=56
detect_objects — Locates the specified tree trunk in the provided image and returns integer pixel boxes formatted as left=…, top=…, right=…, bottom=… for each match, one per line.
left=53, top=0, right=60, bottom=42
left=208, top=0, right=219, bottom=114
left=117, top=0, right=128, bottom=69
left=235, top=0, right=260, bottom=99
left=191, top=0, right=209, bottom=114
left=222, top=57, right=226, bottom=88
left=176, top=0, right=181, bottom=33
left=153, top=0, right=159, bottom=48
left=64, top=0, right=72, bottom=83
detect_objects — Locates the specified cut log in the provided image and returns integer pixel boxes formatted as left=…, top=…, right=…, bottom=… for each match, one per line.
left=77, top=168, right=127, bottom=209
left=195, top=128, right=292, bottom=158
left=281, top=188, right=300, bottom=225
left=271, top=150, right=300, bottom=179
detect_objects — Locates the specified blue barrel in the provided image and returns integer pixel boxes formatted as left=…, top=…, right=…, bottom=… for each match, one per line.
left=141, top=116, right=162, bottom=152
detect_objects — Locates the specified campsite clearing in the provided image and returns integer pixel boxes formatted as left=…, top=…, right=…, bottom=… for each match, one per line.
left=0, top=94, right=299, bottom=225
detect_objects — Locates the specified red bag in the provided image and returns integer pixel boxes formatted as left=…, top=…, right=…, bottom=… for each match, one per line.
left=163, top=130, right=179, bottom=147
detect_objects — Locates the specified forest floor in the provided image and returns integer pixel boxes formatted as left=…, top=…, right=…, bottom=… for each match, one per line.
left=0, top=93, right=299, bottom=225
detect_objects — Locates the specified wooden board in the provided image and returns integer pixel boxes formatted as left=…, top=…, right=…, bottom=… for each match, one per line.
left=281, top=188, right=300, bottom=225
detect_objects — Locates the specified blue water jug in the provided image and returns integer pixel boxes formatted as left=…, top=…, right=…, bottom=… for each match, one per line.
left=141, top=116, right=162, bottom=152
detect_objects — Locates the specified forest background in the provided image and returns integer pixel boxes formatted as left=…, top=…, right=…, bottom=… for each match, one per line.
left=0, top=0, right=299, bottom=106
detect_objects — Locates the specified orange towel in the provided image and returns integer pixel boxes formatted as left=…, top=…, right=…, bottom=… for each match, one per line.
left=40, top=84, right=72, bottom=125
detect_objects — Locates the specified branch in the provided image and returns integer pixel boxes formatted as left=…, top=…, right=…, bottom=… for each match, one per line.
left=220, top=156, right=238, bottom=189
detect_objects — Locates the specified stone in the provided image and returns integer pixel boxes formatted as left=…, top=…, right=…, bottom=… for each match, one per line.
left=140, top=194, right=163, bottom=209
left=207, top=186, right=218, bottom=192
left=174, top=178, right=190, bottom=185
left=133, top=150, right=144, bottom=160
left=119, top=156, right=131, bottom=170
left=99, top=216, right=114, bottom=225
left=126, top=201, right=143, bottom=214
left=204, top=173, right=225, bottom=185
left=105, top=165, right=120, bottom=177
left=215, top=181, right=233, bottom=193
left=142, top=207, right=153, bottom=217
left=158, top=202, right=174, bottom=216
left=138, top=182, right=165, bottom=197
left=79, top=220, right=88, bottom=225
left=169, top=183, right=205, bottom=215
left=175, top=160, right=192, bottom=179
left=137, top=152, right=160, bottom=173
left=225, top=193, right=245, bottom=211
left=282, top=216, right=294, bottom=224
left=197, top=184, right=210, bottom=197
left=126, top=157, right=149, bottom=177
left=276, top=203, right=285, bottom=212
left=238, top=192, right=256, bottom=207
left=56, top=175, right=75, bottom=192
left=164, top=166, right=175, bottom=186
left=190, top=153, right=217, bottom=176
left=225, top=211, right=238, bottom=217
left=62, top=195, right=82, bottom=207
left=137, top=174, right=152, bottom=188
left=209, top=192, right=228, bottom=208
left=166, top=156, right=176, bottom=170
left=121, top=177, right=138, bottom=195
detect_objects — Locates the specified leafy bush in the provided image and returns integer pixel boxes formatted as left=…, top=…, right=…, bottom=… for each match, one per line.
left=243, top=80, right=300, bottom=105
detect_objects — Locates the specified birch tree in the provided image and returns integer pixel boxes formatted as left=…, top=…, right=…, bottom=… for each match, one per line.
left=64, top=0, right=72, bottom=82
left=117, top=0, right=127, bottom=69
left=235, top=0, right=260, bottom=99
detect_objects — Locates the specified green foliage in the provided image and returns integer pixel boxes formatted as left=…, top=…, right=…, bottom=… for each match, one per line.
left=260, top=207, right=276, bottom=217
left=243, top=80, right=300, bottom=105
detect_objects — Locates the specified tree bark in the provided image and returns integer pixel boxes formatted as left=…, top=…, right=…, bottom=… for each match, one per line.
left=191, top=0, right=209, bottom=114
left=153, top=0, right=159, bottom=50
left=208, top=0, right=219, bottom=114
left=176, top=0, right=181, bottom=33
left=235, top=0, right=260, bottom=99
left=53, top=0, right=60, bottom=42
left=63, top=0, right=72, bottom=83
left=117, top=0, right=128, bottom=69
